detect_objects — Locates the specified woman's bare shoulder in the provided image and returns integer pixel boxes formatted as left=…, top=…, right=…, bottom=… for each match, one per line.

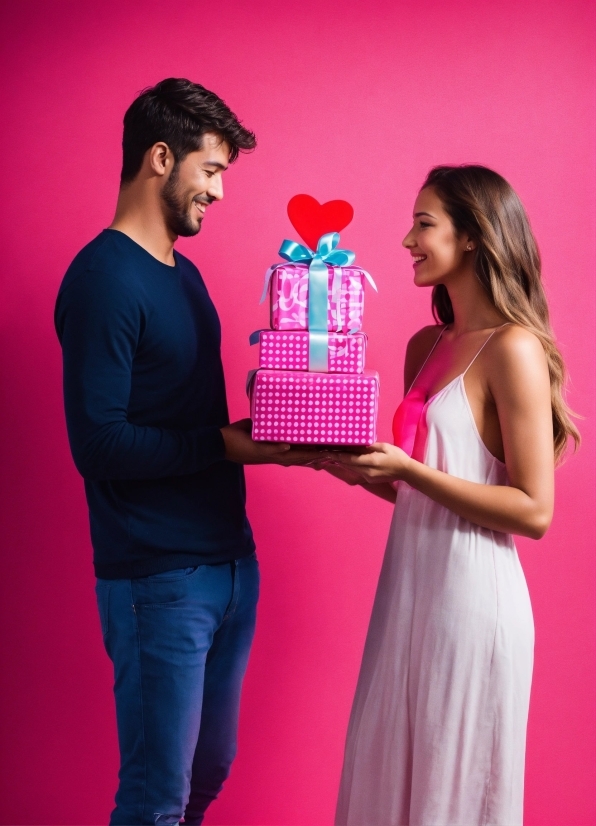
left=486, top=324, right=549, bottom=392
left=406, top=324, right=444, bottom=357
left=404, top=324, right=444, bottom=390
left=489, top=323, right=546, bottom=364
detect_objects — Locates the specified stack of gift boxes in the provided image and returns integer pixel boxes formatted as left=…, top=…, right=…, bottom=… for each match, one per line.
left=248, top=226, right=380, bottom=447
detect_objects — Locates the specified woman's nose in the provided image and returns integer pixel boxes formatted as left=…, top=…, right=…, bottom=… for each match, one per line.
left=402, top=229, right=415, bottom=248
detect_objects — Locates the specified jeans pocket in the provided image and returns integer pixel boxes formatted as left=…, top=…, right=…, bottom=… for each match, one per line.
left=132, top=566, right=202, bottom=607
left=139, top=567, right=198, bottom=582
left=95, top=580, right=112, bottom=637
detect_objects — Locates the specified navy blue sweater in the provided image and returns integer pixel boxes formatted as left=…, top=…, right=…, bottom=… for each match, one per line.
left=55, top=229, right=255, bottom=578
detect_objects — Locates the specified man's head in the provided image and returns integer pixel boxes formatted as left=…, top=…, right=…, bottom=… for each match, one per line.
left=120, top=78, right=256, bottom=237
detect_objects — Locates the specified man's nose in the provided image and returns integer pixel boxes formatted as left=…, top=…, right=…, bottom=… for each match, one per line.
left=208, top=176, right=224, bottom=201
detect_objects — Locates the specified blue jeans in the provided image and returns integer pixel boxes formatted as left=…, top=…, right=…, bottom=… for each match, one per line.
left=95, top=553, right=259, bottom=826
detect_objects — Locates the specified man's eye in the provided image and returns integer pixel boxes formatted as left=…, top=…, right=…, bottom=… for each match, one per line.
left=204, top=170, right=215, bottom=178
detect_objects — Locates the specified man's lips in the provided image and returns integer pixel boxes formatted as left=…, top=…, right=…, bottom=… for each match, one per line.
left=193, top=197, right=214, bottom=216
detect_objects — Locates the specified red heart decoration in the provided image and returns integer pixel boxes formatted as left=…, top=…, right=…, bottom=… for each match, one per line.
left=287, top=194, right=354, bottom=251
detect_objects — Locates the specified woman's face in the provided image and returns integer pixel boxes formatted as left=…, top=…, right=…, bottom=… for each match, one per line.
left=402, top=186, right=473, bottom=287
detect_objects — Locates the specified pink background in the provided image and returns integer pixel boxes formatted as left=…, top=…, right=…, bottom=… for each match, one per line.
left=1, top=0, right=594, bottom=823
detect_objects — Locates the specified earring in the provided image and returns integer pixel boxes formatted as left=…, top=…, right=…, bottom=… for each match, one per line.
left=466, top=245, right=472, bottom=250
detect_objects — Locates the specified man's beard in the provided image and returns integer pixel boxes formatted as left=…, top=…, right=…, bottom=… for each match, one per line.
left=161, top=163, right=202, bottom=238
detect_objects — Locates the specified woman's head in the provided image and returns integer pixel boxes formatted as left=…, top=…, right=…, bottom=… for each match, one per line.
left=402, top=185, right=478, bottom=290
left=417, top=165, right=545, bottom=325
left=411, top=163, right=579, bottom=461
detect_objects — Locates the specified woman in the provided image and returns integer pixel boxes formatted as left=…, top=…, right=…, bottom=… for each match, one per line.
left=319, top=165, right=579, bottom=826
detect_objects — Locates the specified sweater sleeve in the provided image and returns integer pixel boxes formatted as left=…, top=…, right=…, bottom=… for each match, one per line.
left=55, top=269, right=226, bottom=480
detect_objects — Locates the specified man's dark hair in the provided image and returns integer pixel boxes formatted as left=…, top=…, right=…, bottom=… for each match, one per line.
left=120, top=77, right=256, bottom=184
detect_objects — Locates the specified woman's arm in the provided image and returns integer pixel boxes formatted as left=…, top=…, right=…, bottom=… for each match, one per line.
left=326, top=327, right=555, bottom=539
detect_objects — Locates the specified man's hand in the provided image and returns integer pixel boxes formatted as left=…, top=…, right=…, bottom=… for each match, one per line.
left=221, top=419, right=324, bottom=466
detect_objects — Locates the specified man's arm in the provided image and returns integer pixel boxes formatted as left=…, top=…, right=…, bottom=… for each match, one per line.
left=56, top=271, right=319, bottom=479
left=57, top=270, right=232, bottom=480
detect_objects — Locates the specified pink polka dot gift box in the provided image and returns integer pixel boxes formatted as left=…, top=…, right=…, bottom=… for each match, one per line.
left=257, top=330, right=367, bottom=374
left=249, top=369, right=379, bottom=446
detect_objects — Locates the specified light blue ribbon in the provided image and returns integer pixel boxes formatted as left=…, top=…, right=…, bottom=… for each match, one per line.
left=259, top=232, right=360, bottom=372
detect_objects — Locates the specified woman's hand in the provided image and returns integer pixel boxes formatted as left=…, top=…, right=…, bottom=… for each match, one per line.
left=321, top=443, right=412, bottom=484
left=308, top=458, right=364, bottom=486
left=307, top=453, right=399, bottom=503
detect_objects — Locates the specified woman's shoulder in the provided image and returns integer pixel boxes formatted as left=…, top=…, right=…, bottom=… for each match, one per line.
left=488, top=323, right=546, bottom=363
left=484, top=323, right=549, bottom=390
left=403, top=325, right=444, bottom=390
left=405, top=324, right=444, bottom=357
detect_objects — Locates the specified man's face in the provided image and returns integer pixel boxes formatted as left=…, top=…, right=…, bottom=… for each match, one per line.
left=161, top=132, right=229, bottom=237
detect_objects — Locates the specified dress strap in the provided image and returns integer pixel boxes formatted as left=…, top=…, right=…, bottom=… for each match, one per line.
left=462, top=323, right=510, bottom=376
left=406, top=325, right=447, bottom=394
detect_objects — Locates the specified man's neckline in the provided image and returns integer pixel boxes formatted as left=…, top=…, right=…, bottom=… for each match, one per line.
left=105, top=228, right=178, bottom=269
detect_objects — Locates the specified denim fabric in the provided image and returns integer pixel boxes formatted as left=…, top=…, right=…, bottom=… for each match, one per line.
left=95, top=553, right=259, bottom=826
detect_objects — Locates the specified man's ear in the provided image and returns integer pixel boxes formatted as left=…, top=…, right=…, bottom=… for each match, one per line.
left=147, top=142, right=172, bottom=177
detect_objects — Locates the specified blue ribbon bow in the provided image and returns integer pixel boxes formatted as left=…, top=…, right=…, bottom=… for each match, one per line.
left=257, top=232, right=375, bottom=372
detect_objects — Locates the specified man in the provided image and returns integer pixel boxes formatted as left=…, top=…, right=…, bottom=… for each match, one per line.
left=55, top=78, right=317, bottom=826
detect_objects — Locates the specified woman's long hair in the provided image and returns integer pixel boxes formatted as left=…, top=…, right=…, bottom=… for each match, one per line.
left=422, top=164, right=580, bottom=462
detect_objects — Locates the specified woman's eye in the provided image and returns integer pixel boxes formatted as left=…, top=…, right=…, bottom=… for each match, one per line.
left=419, top=222, right=431, bottom=228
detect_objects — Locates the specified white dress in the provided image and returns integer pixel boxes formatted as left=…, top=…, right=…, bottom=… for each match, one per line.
left=335, top=334, right=535, bottom=826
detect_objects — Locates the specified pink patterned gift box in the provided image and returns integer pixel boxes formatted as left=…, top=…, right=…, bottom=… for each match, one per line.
left=268, top=263, right=372, bottom=333
left=249, top=369, right=379, bottom=446
left=258, top=330, right=367, bottom=373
